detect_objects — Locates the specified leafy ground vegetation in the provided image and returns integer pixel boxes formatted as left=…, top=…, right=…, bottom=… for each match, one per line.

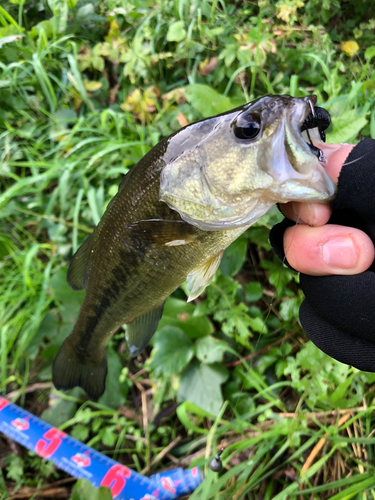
left=1, top=0, right=375, bottom=498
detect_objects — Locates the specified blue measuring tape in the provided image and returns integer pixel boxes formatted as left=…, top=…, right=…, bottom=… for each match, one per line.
left=0, top=397, right=202, bottom=499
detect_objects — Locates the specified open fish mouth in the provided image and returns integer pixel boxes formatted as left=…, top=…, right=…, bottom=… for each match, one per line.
left=300, top=105, right=331, bottom=163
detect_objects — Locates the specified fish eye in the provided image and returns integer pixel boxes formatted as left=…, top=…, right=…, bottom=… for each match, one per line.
left=233, top=113, right=261, bottom=140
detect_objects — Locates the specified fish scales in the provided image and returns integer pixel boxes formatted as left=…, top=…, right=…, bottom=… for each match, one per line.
left=80, top=155, right=244, bottom=330
left=53, top=95, right=336, bottom=400
left=54, top=136, right=245, bottom=399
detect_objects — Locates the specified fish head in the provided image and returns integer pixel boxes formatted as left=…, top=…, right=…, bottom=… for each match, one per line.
left=159, top=94, right=336, bottom=230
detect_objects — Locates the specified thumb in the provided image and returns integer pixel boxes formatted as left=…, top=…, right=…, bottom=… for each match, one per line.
left=283, top=224, right=375, bottom=276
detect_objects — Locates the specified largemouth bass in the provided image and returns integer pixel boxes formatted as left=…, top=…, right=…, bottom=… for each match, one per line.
left=52, top=94, right=336, bottom=400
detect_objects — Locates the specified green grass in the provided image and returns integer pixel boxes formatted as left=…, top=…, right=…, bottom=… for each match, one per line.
left=1, top=0, right=375, bottom=498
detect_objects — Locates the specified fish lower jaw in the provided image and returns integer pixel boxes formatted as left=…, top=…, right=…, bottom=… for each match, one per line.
left=267, top=182, right=336, bottom=203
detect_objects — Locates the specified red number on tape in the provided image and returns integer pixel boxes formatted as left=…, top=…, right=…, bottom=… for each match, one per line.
left=0, top=398, right=10, bottom=411
left=101, top=464, right=132, bottom=495
left=35, top=427, right=67, bottom=458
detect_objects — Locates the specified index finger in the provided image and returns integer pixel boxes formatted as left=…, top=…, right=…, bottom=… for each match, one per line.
left=281, top=143, right=355, bottom=226
left=321, top=143, right=355, bottom=184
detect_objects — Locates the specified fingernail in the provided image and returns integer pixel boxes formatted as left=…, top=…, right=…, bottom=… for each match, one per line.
left=321, top=236, right=358, bottom=269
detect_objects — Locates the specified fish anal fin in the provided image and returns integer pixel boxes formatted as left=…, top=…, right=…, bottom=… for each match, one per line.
left=128, top=219, right=199, bottom=246
left=67, top=235, right=93, bottom=291
left=126, top=303, right=165, bottom=357
left=52, top=336, right=107, bottom=401
left=186, top=251, right=223, bottom=302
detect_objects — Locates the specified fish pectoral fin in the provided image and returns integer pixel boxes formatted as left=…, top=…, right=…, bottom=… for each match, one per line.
left=126, top=303, right=165, bottom=357
left=128, top=219, right=199, bottom=246
left=67, top=235, right=93, bottom=290
left=52, top=336, right=107, bottom=401
left=186, top=251, right=223, bottom=302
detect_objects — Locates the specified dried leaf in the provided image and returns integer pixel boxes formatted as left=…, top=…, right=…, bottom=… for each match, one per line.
left=198, top=57, right=218, bottom=76
left=177, top=112, right=188, bottom=127
left=83, top=80, right=102, bottom=92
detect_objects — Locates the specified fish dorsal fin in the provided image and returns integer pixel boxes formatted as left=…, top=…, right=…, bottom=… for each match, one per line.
left=126, top=303, right=165, bottom=357
left=128, top=219, right=199, bottom=246
left=186, top=251, right=223, bottom=302
left=67, top=235, right=93, bottom=290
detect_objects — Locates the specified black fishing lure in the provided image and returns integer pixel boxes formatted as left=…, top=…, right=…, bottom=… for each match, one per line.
left=301, top=106, right=331, bottom=162
left=301, top=106, right=331, bottom=141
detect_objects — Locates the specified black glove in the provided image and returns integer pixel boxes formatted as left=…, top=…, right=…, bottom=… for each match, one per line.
left=269, top=138, right=375, bottom=371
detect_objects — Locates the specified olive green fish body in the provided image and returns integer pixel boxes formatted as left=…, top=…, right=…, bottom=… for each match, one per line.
left=71, top=176, right=245, bottom=355
left=53, top=137, right=246, bottom=399
left=53, top=94, right=337, bottom=400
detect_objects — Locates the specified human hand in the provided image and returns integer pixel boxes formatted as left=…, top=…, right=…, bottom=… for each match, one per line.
left=269, top=138, right=375, bottom=371
left=280, top=143, right=375, bottom=275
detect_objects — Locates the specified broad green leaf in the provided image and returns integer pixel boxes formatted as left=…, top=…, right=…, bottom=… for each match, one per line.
left=71, top=424, right=89, bottom=442
left=166, top=21, right=186, bottom=42
left=158, top=298, right=213, bottom=339
left=162, top=297, right=195, bottom=317
left=84, top=80, right=102, bottom=92
left=219, top=44, right=237, bottom=67
left=149, top=326, right=194, bottom=376
left=279, top=297, right=301, bottom=322
left=245, top=282, right=263, bottom=302
left=327, top=110, right=368, bottom=143
left=185, top=84, right=234, bottom=117
left=76, top=3, right=95, bottom=22
left=100, top=425, right=118, bottom=446
left=70, top=479, right=112, bottom=500
left=47, top=0, right=68, bottom=33
left=6, top=455, right=24, bottom=483
left=365, top=46, right=375, bottom=62
left=32, top=269, right=85, bottom=360
left=53, top=108, right=77, bottom=124
left=195, top=336, right=227, bottom=363
left=28, top=311, right=65, bottom=358
left=41, top=388, right=81, bottom=427
left=67, top=0, right=79, bottom=8
left=257, top=354, right=278, bottom=374
left=49, top=267, right=85, bottom=322
left=177, top=361, right=228, bottom=414
left=219, top=236, right=247, bottom=277
left=99, top=347, right=127, bottom=408
left=247, top=315, right=267, bottom=334
left=182, top=316, right=214, bottom=339
left=275, top=359, right=287, bottom=379
left=29, top=20, right=53, bottom=39
left=261, top=257, right=296, bottom=296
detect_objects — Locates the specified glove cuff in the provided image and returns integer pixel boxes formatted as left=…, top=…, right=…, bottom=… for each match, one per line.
left=300, top=299, right=375, bottom=372
left=332, top=138, right=375, bottom=220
